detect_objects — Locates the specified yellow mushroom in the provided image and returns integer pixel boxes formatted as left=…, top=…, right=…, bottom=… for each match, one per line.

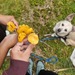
left=28, top=33, right=39, bottom=44
left=18, top=33, right=26, bottom=42
left=7, top=22, right=16, bottom=32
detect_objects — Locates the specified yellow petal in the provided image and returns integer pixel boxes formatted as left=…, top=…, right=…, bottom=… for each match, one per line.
left=26, top=28, right=34, bottom=35
left=18, top=33, right=26, bottom=42
left=7, top=22, right=16, bottom=32
left=28, top=33, right=39, bottom=44
left=17, top=25, right=30, bottom=34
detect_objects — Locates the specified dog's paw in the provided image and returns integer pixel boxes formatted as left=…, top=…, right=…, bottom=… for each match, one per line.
left=60, top=38, right=67, bottom=45
left=51, top=33, right=58, bottom=37
left=44, top=34, right=52, bottom=37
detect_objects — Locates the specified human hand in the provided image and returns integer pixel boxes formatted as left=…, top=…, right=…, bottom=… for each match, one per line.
left=10, top=39, right=35, bottom=62
left=0, top=15, right=18, bottom=28
left=1, top=33, right=18, bottom=49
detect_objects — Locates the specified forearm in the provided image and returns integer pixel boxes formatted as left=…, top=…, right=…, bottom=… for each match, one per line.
left=0, top=40, right=9, bottom=68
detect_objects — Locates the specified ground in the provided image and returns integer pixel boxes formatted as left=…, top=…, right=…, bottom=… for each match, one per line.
left=0, top=0, right=75, bottom=75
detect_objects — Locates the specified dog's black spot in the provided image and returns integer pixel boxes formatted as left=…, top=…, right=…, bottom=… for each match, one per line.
left=62, top=23, right=64, bottom=26
left=64, top=29, right=67, bottom=32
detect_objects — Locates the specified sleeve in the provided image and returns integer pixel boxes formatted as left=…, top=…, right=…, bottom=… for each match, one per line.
left=2, top=59, right=29, bottom=75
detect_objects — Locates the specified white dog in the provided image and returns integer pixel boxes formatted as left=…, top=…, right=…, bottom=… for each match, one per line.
left=52, top=13, right=75, bottom=46
left=53, top=13, right=75, bottom=67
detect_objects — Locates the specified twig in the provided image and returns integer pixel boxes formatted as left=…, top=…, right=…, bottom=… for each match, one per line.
left=54, top=68, right=74, bottom=72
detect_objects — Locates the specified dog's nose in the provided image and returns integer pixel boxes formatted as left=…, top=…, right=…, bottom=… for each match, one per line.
left=57, top=29, right=61, bottom=32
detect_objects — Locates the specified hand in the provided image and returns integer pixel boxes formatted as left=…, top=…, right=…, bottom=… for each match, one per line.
left=1, top=33, right=18, bottom=49
left=10, top=39, right=35, bottom=62
left=0, top=15, right=18, bottom=28
left=0, top=33, right=18, bottom=67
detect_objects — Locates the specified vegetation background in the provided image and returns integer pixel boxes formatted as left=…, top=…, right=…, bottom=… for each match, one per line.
left=0, top=0, right=75, bottom=75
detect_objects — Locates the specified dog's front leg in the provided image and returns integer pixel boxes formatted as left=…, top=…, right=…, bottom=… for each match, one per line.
left=66, top=39, right=75, bottom=46
left=44, top=33, right=58, bottom=37
left=60, top=38, right=67, bottom=45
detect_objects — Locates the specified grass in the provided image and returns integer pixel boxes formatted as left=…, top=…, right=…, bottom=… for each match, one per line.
left=0, top=0, right=75, bottom=75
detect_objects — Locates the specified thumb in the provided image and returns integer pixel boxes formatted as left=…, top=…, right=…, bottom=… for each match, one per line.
left=24, top=44, right=35, bottom=54
left=11, top=18, right=18, bottom=28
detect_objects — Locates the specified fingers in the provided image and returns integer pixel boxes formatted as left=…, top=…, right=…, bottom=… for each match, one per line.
left=24, top=44, right=35, bottom=54
left=20, top=45, right=28, bottom=51
left=12, top=39, right=29, bottom=51
left=22, top=38, right=30, bottom=45
left=11, top=17, right=18, bottom=28
left=23, top=38, right=28, bottom=44
left=13, top=20, right=18, bottom=28
left=16, top=42, right=23, bottom=47
left=16, top=38, right=29, bottom=47
left=13, top=42, right=27, bottom=51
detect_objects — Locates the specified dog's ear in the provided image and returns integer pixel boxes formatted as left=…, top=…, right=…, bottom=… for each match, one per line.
left=65, top=13, right=75, bottom=22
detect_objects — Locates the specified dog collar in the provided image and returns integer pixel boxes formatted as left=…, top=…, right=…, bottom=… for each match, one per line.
left=56, top=33, right=70, bottom=41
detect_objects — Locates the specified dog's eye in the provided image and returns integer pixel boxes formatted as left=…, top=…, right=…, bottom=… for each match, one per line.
left=62, top=24, right=64, bottom=26
left=65, top=29, right=67, bottom=32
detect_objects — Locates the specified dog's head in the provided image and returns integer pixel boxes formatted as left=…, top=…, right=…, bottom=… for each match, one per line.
left=53, top=13, right=75, bottom=37
left=53, top=20, right=72, bottom=37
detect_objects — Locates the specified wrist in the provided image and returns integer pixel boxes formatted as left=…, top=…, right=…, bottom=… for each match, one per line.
left=12, top=54, right=31, bottom=62
left=24, top=54, right=31, bottom=62
left=0, top=37, right=10, bottom=49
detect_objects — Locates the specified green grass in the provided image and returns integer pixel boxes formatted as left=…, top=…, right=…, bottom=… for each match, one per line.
left=0, top=0, right=75, bottom=75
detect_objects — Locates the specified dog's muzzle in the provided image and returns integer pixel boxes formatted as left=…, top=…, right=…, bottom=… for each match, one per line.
left=57, top=28, right=61, bottom=32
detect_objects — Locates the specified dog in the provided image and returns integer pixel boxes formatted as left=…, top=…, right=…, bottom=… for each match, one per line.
left=45, top=13, right=75, bottom=46
left=53, top=13, right=75, bottom=46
